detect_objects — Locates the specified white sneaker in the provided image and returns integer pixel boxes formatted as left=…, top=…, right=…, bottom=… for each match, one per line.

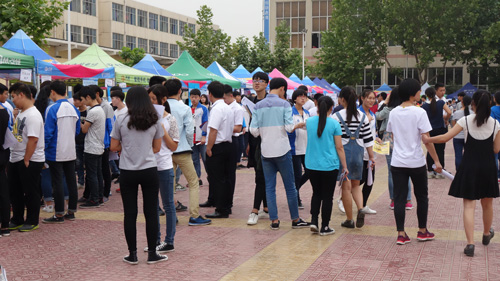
left=247, top=213, right=258, bottom=225
left=337, top=199, right=345, bottom=213
left=77, top=183, right=84, bottom=189
left=258, top=210, right=269, bottom=219
left=427, top=172, right=435, bottom=179
left=435, top=173, right=445, bottom=179
left=42, top=205, right=54, bottom=213
left=361, top=206, right=377, bottom=214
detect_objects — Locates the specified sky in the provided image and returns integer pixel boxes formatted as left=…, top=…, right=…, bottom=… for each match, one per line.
left=136, top=0, right=263, bottom=41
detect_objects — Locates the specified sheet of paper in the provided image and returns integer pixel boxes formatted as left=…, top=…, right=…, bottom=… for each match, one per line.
left=241, top=96, right=256, bottom=114
left=2, top=127, right=17, bottom=149
left=105, top=79, right=115, bottom=87
left=373, top=141, right=390, bottom=155
left=20, top=69, right=32, bottom=82
left=153, top=104, right=164, bottom=118
left=41, top=75, right=52, bottom=83
left=432, top=164, right=454, bottom=180
left=367, top=160, right=373, bottom=186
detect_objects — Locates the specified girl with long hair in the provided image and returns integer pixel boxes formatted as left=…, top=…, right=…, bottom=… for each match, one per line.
left=423, top=90, right=500, bottom=257
left=450, top=95, right=472, bottom=171
left=305, top=96, right=347, bottom=235
left=110, top=86, right=166, bottom=265
left=333, top=87, right=375, bottom=229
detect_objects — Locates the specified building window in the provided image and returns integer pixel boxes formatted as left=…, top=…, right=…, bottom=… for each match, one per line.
left=311, top=0, right=332, bottom=48
left=179, top=21, right=186, bottom=36
left=112, top=3, right=123, bottom=22
left=112, top=33, right=124, bottom=49
left=126, top=7, right=136, bottom=25
left=138, top=10, right=147, bottom=28
left=70, top=0, right=81, bottom=12
left=82, top=0, right=96, bottom=16
left=170, top=18, right=178, bottom=35
left=149, top=13, right=158, bottom=30
left=188, top=23, right=196, bottom=34
left=427, top=67, right=463, bottom=86
left=126, top=36, right=136, bottom=49
left=160, top=42, right=169, bottom=56
left=83, top=27, right=96, bottom=44
left=170, top=44, right=178, bottom=58
left=358, top=68, right=382, bottom=88
left=160, top=16, right=168, bottom=32
left=276, top=1, right=307, bottom=48
left=149, top=40, right=158, bottom=55
left=138, top=38, right=148, bottom=51
left=387, top=68, right=418, bottom=86
left=69, top=25, right=81, bottom=43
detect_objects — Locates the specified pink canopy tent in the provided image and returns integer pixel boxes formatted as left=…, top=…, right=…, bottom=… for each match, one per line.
left=268, top=68, right=307, bottom=90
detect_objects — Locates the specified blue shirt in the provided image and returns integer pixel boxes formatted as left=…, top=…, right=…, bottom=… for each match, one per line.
left=44, top=99, right=81, bottom=161
left=491, top=105, right=500, bottom=122
left=305, top=116, right=342, bottom=171
left=168, top=98, right=194, bottom=153
left=422, top=100, right=445, bottom=129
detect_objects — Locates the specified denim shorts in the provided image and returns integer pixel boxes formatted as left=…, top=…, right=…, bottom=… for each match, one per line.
left=338, top=140, right=364, bottom=181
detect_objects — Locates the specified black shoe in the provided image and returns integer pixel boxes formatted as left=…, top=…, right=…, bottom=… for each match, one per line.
left=79, top=201, right=101, bottom=208
left=298, top=202, right=304, bottom=209
left=123, top=251, right=138, bottom=265
left=464, top=244, right=475, bottom=257
left=320, top=226, right=335, bottom=236
left=341, top=220, right=355, bottom=228
left=42, top=215, right=65, bottom=224
left=64, top=213, right=76, bottom=221
left=114, top=176, right=120, bottom=184
left=310, top=223, right=319, bottom=234
left=147, top=251, right=168, bottom=264
left=228, top=209, right=232, bottom=215
left=206, top=211, right=229, bottom=218
left=270, top=220, right=280, bottom=230
left=483, top=228, right=494, bottom=246
left=111, top=173, right=120, bottom=180
left=199, top=201, right=214, bottom=208
left=8, top=222, right=23, bottom=230
left=157, top=242, right=175, bottom=253
left=175, top=201, right=188, bottom=211
left=356, top=210, right=365, bottom=228
left=77, top=196, right=87, bottom=203
left=159, top=208, right=165, bottom=216
left=1, top=229, right=11, bottom=236
left=199, top=179, right=203, bottom=186
left=292, top=218, right=310, bottom=229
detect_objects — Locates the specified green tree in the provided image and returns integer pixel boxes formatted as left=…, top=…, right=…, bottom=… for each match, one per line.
left=177, top=5, right=233, bottom=70
left=119, top=47, right=145, bottom=66
left=0, top=0, right=68, bottom=46
left=233, top=36, right=251, bottom=69
left=272, top=20, right=291, bottom=72
left=248, top=32, right=272, bottom=72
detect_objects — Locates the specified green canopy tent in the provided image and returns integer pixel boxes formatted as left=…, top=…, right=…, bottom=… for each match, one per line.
left=0, top=47, right=35, bottom=69
left=63, top=43, right=160, bottom=85
left=167, top=51, right=241, bottom=88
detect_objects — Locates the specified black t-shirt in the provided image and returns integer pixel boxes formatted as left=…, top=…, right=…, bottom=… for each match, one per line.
left=75, top=109, right=88, bottom=145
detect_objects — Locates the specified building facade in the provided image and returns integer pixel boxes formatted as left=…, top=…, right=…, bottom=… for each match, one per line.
left=45, top=0, right=203, bottom=66
left=267, top=0, right=488, bottom=92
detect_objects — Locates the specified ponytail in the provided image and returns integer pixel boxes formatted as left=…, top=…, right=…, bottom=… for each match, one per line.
left=317, top=96, right=334, bottom=137
left=462, top=95, right=471, bottom=116
left=472, top=90, right=491, bottom=127
left=425, top=87, right=437, bottom=115
left=339, top=86, right=358, bottom=124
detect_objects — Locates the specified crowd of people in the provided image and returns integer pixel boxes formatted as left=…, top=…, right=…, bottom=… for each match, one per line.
left=0, top=72, right=498, bottom=264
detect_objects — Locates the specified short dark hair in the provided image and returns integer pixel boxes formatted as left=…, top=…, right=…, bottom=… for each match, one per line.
left=379, top=92, right=387, bottom=100
left=29, top=85, right=38, bottom=98
left=233, top=91, right=241, bottom=97
left=313, top=93, right=323, bottom=101
left=9, top=82, right=33, bottom=99
left=494, top=91, right=500, bottom=105
left=292, top=89, right=307, bottom=102
left=110, top=85, right=122, bottom=92
left=73, top=83, right=83, bottom=94
left=190, top=89, right=201, bottom=96
left=149, top=76, right=167, bottom=87
left=435, top=82, right=445, bottom=90
left=89, top=85, right=104, bottom=98
left=399, top=78, right=421, bottom=102
left=207, top=81, right=224, bottom=98
left=79, top=86, right=96, bottom=100
left=269, top=78, right=287, bottom=91
left=297, top=85, right=308, bottom=92
left=72, top=91, right=82, bottom=101
left=110, top=90, right=125, bottom=101
left=148, top=85, right=168, bottom=105
left=223, top=84, right=233, bottom=94
left=50, top=80, right=67, bottom=96
left=0, top=83, right=8, bottom=93
left=457, top=92, right=466, bottom=97
left=252, top=72, right=269, bottom=84
left=164, top=79, right=182, bottom=97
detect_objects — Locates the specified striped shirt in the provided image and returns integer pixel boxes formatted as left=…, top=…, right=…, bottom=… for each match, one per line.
left=332, top=109, right=374, bottom=148
left=249, top=94, right=294, bottom=158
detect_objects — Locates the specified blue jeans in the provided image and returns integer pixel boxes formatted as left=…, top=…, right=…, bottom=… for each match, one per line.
left=386, top=151, right=412, bottom=201
left=174, top=166, right=182, bottom=184
left=109, top=160, right=120, bottom=176
left=157, top=169, right=176, bottom=245
left=261, top=151, right=299, bottom=221
left=453, top=138, right=465, bottom=172
left=76, top=144, right=85, bottom=186
left=191, top=144, right=206, bottom=179
left=41, top=168, right=69, bottom=202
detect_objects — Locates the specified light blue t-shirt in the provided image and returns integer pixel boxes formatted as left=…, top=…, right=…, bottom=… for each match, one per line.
left=305, top=116, right=342, bottom=171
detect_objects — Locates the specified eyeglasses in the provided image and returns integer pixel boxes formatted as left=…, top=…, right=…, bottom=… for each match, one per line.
left=252, top=80, right=267, bottom=84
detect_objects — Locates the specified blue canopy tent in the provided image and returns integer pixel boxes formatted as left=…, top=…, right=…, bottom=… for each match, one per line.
left=251, top=67, right=265, bottom=75
left=231, top=65, right=252, bottom=79
left=289, top=73, right=303, bottom=84
left=331, top=82, right=341, bottom=92
left=313, top=77, right=339, bottom=93
left=447, top=82, right=477, bottom=99
left=375, top=84, right=392, bottom=92
left=207, top=61, right=242, bottom=87
left=3, top=29, right=58, bottom=63
left=132, top=54, right=173, bottom=76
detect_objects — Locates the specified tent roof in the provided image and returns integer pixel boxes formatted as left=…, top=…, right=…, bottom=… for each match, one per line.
left=167, top=51, right=241, bottom=88
left=330, top=82, right=341, bottom=91
left=375, top=83, right=392, bottom=92
left=63, top=44, right=155, bottom=85
left=37, top=60, right=114, bottom=79
left=448, top=82, right=477, bottom=98
left=251, top=67, right=265, bottom=75
left=207, top=61, right=240, bottom=82
left=0, top=47, right=35, bottom=69
left=231, top=64, right=252, bottom=79
left=268, top=69, right=302, bottom=90
left=289, top=73, right=303, bottom=84
left=132, top=54, right=172, bottom=76
left=314, top=78, right=339, bottom=93
left=3, top=29, right=57, bottom=63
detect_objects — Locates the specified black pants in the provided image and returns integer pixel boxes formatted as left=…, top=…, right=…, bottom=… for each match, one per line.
left=309, top=169, right=338, bottom=227
left=292, top=154, right=310, bottom=204
left=47, top=160, right=78, bottom=214
left=101, top=148, right=111, bottom=198
left=360, top=160, right=376, bottom=207
left=252, top=144, right=267, bottom=210
left=229, top=136, right=239, bottom=208
left=84, top=153, right=103, bottom=203
left=9, top=161, right=44, bottom=226
left=206, top=142, right=233, bottom=215
left=0, top=164, right=9, bottom=228
left=120, top=168, right=159, bottom=252
left=391, top=165, right=428, bottom=232
left=426, top=127, right=447, bottom=171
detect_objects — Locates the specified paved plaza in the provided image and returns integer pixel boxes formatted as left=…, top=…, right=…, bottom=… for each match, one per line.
left=2, top=145, right=499, bottom=281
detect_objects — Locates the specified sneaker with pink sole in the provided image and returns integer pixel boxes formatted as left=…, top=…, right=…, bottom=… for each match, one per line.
left=389, top=201, right=394, bottom=210
left=417, top=229, right=435, bottom=241
left=405, top=202, right=413, bottom=210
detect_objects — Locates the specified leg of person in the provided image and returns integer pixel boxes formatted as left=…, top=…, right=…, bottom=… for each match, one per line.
left=350, top=180, right=365, bottom=227
left=202, top=150, right=216, bottom=206
left=158, top=169, right=176, bottom=247
left=320, top=170, right=338, bottom=228
left=0, top=164, right=10, bottom=230
left=20, top=161, right=44, bottom=227
left=237, top=134, right=245, bottom=164
left=223, top=143, right=234, bottom=214
left=120, top=170, right=139, bottom=251
left=101, top=149, right=111, bottom=198
left=206, top=143, right=229, bottom=217
left=391, top=166, right=410, bottom=234
left=386, top=153, right=394, bottom=208
left=463, top=199, right=476, bottom=244
left=298, top=154, right=310, bottom=188
left=292, top=155, right=303, bottom=207
left=261, top=155, right=279, bottom=223
left=199, top=144, right=207, bottom=176
left=276, top=151, right=299, bottom=222
left=47, top=161, right=65, bottom=216
left=173, top=153, right=203, bottom=222
left=409, top=166, right=433, bottom=240
left=97, top=155, right=104, bottom=202
left=139, top=168, right=160, bottom=253
left=252, top=146, right=266, bottom=213
left=8, top=161, right=25, bottom=227
left=63, top=161, right=78, bottom=214
left=480, top=198, right=494, bottom=237
left=191, top=145, right=202, bottom=179
left=76, top=144, right=85, bottom=187
left=426, top=129, right=437, bottom=173
left=40, top=168, right=54, bottom=212
left=308, top=169, right=322, bottom=230
left=83, top=153, right=100, bottom=205
left=341, top=180, right=354, bottom=220
left=229, top=137, right=239, bottom=209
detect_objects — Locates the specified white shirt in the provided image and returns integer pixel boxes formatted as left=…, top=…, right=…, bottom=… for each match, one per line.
left=309, top=107, right=318, bottom=117
left=2, top=102, right=13, bottom=113
left=156, top=114, right=180, bottom=171
left=387, top=105, right=432, bottom=168
left=457, top=115, right=500, bottom=142
left=228, top=100, right=244, bottom=137
left=207, top=99, right=234, bottom=144
left=10, top=106, right=45, bottom=163
left=303, top=99, right=315, bottom=111
left=114, top=106, right=128, bottom=118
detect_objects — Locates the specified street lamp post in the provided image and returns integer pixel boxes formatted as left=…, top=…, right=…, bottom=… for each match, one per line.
left=302, top=29, right=307, bottom=80
left=67, top=0, right=71, bottom=60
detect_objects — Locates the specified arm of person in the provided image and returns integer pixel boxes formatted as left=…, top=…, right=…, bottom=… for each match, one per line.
left=249, top=111, right=260, bottom=137
left=162, top=124, right=178, bottom=151
left=494, top=129, right=500, bottom=154
left=443, top=104, right=452, bottom=121
left=24, top=136, right=38, bottom=167
left=44, top=108, right=56, bottom=146
left=284, top=107, right=294, bottom=133
left=424, top=136, right=442, bottom=173
left=233, top=124, right=242, bottom=134
left=334, top=135, right=349, bottom=176
left=81, top=120, right=92, bottom=134
left=110, top=138, right=121, bottom=152
left=422, top=124, right=462, bottom=144
left=184, top=107, right=194, bottom=147
left=152, top=138, right=161, bottom=154
left=206, top=128, right=217, bottom=157
left=367, top=146, right=376, bottom=167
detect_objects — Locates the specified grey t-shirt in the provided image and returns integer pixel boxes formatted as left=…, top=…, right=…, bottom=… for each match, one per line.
left=84, top=105, right=105, bottom=155
left=111, top=114, right=164, bottom=170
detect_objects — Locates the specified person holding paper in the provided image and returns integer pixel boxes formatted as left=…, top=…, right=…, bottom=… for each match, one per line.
left=423, top=90, right=499, bottom=257
left=190, top=89, right=208, bottom=187
left=305, top=96, right=347, bottom=235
